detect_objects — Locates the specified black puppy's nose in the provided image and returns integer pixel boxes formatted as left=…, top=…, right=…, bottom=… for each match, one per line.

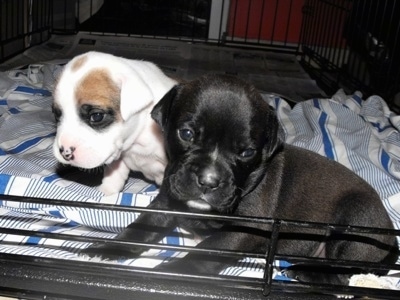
left=197, top=169, right=220, bottom=189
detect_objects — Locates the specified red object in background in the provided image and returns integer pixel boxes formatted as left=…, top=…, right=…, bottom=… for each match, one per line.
left=227, top=0, right=304, bottom=43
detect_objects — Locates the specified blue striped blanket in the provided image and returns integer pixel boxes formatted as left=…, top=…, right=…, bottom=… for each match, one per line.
left=0, top=64, right=400, bottom=282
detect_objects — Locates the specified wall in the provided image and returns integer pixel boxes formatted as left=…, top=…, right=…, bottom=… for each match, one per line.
left=227, top=0, right=304, bottom=43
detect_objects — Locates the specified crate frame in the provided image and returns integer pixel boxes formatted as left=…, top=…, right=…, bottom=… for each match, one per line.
left=1, top=1, right=400, bottom=299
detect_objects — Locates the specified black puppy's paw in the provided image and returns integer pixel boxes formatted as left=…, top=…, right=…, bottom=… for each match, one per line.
left=284, top=268, right=314, bottom=283
left=80, top=243, right=143, bottom=261
left=284, top=265, right=351, bottom=285
left=156, top=256, right=226, bottom=275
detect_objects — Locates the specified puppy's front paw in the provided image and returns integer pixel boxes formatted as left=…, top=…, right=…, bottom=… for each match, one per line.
left=97, top=183, right=122, bottom=196
left=156, top=257, right=224, bottom=275
left=80, top=243, right=143, bottom=261
left=284, top=265, right=350, bottom=285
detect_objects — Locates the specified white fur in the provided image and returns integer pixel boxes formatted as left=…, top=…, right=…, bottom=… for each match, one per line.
left=187, top=200, right=213, bottom=211
left=53, top=51, right=176, bottom=195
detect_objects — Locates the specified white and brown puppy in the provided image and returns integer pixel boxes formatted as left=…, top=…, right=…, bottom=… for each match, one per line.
left=52, top=51, right=177, bottom=195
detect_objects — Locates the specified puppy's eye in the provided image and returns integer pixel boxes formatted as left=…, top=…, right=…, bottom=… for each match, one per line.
left=239, top=148, right=256, bottom=158
left=80, top=104, right=115, bottom=130
left=90, top=112, right=105, bottom=123
left=178, top=129, right=194, bottom=142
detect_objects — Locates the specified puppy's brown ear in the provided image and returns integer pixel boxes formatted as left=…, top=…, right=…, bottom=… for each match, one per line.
left=151, top=85, right=179, bottom=130
left=119, top=75, right=154, bottom=121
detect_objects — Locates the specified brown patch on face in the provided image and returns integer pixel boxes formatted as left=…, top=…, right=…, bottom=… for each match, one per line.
left=71, top=55, right=88, bottom=72
left=75, top=69, right=121, bottom=119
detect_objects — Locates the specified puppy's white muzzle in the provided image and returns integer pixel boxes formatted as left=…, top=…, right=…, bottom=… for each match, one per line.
left=187, top=200, right=213, bottom=211
left=53, top=122, right=123, bottom=169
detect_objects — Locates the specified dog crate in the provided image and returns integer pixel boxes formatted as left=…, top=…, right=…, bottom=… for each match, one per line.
left=1, top=1, right=400, bottom=299
left=300, top=0, right=400, bottom=107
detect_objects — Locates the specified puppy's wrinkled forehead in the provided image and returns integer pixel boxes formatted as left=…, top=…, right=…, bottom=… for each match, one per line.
left=55, top=54, right=120, bottom=110
left=181, top=78, right=255, bottom=129
left=170, top=76, right=268, bottom=151
left=74, top=68, right=120, bottom=110
left=53, top=55, right=122, bottom=129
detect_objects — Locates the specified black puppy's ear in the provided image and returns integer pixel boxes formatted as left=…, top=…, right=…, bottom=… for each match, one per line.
left=151, top=85, right=180, bottom=131
left=265, top=107, right=283, bottom=156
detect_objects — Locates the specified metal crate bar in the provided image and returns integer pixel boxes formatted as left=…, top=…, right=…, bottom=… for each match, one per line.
left=300, top=0, right=400, bottom=107
left=0, top=193, right=399, bottom=299
left=0, top=0, right=51, bottom=63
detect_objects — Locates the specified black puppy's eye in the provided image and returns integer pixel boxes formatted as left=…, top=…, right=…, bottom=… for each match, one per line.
left=239, top=148, right=256, bottom=158
left=90, top=112, right=105, bottom=123
left=179, top=129, right=194, bottom=142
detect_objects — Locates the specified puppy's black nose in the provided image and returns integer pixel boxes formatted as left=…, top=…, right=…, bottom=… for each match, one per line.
left=60, top=145, right=75, bottom=161
left=197, top=170, right=220, bottom=189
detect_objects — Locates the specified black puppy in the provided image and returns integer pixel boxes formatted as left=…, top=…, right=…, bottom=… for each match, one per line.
left=82, top=74, right=397, bottom=285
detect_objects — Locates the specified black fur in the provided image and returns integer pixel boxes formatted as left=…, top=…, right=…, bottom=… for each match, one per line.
left=81, top=74, right=398, bottom=285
